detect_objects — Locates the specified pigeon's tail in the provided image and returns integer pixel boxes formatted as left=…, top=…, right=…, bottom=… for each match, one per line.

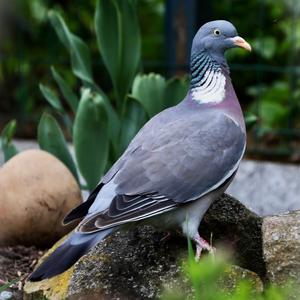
left=28, top=228, right=114, bottom=282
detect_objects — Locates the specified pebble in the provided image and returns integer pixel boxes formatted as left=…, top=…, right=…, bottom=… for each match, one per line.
left=0, top=291, right=13, bottom=300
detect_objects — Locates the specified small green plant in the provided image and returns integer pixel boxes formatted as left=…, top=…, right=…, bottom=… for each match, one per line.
left=0, top=278, right=19, bottom=294
left=161, top=244, right=294, bottom=300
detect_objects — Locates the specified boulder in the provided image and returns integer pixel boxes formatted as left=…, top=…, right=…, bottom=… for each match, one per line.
left=263, top=210, right=300, bottom=286
left=0, top=150, right=82, bottom=247
left=24, top=194, right=264, bottom=299
left=24, top=226, right=263, bottom=300
left=200, top=194, right=265, bottom=277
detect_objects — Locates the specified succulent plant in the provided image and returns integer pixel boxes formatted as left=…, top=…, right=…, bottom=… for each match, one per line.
left=36, top=0, right=189, bottom=191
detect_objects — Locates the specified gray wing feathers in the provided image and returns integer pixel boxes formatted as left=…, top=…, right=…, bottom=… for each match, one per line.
left=78, top=109, right=245, bottom=233
left=113, top=111, right=245, bottom=202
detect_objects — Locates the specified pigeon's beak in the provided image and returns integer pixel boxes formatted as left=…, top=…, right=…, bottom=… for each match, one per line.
left=231, top=36, right=252, bottom=51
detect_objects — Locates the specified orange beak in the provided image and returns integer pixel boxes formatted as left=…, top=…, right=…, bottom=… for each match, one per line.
left=231, top=36, right=252, bottom=51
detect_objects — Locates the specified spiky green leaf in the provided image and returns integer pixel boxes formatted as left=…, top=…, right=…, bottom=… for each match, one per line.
left=132, top=73, right=166, bottom=117
left=164, top=77, right=189, bottom=108
left=74, top=89, right=109, bottom=190
left=38, top=113, right=78, bottom=180
left=48, top=10, right=94, bottom=84
left=119, top=96, right=147, bottom=155
left=39, top=83, right=64, bottom=112
left=95, top=0, right=141, bottom=104
left=51, top=66, right=79, bottom=113
left=0, top=120, right=18, bottom=162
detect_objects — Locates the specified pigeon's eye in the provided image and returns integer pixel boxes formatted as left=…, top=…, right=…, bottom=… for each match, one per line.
left=213, top=29, right=221, bottom=36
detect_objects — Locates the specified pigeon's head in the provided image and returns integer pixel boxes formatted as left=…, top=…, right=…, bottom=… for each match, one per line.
left=191, top=20, right=251, bottom=60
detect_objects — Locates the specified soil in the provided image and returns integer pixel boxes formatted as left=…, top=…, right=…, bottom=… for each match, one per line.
left=0, top=246, right=44, bottom=300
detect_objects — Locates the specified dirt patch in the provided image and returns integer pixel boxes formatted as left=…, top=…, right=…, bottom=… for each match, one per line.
left=0, top=245, right=44, bottom=299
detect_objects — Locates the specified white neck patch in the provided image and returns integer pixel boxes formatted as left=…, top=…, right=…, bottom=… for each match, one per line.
left=191, top=69, right=226, bottom=104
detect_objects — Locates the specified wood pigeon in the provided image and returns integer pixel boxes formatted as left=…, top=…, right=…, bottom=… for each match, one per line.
left=28, top=20, right=250, bottom=281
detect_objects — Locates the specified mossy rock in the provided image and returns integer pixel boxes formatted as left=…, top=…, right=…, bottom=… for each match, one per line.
left=24, top=235, right=74, bottom=300
left=24, top=194, right=264, bottom=299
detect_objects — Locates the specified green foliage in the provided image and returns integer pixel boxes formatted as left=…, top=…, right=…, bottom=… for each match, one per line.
left=48, top=10, right=94, bottom=84
left=244, top=112, right=258, bottom=131
left=0, top=120, right=18, bottom=162
left=132, top=73, right=167, bottom=117
left=39, top=84, right=64, bottom=113
left=51, top=67, right=79, bottom=113
left=119, top=96, right=147, bottom=155
left=247, top=81, right=291, bottom=133
left=38, top=113, right=78, bottom=181
left=0, top=279, right=19, bottom=293
left=73, top=89, right=109, bottom=190
left=132, top=73, right=189, bottom=117
left=36, top=0, right=187, bottom=190
left=164, top=77, right=190, bottom=108
left=217, top=0, right=300, bottom=135
left=161, top=251, right=293, bottom=300
left=95, top=0, right=141, bottom=105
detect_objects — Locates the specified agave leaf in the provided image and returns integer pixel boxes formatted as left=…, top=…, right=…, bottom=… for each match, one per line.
left=164, top=77, right=189, bottom=108
left=83, top=82, right=120, bottom=154
left=101, top=92, right=120, bottom=158
left=51, top=66, right=79, bottom=113
left=1, top=144, right=18, bottom=162
left=95, top=0, right=118, bottom=88
left=1, top=120, right=17, bottom=143
left=39, top=83, right=64, bottom=112
left=0, top=120, right=18, bottom=162
left=116, top=0, right=141, bottom=101
left=132, top=73, right=166, bottom=117
left=48, top=10, right=94, bottom=84
left=74, top=89, right=109, bottom=190
left=95, top=0, right=141, bottom=104
left=38, top=113, right=78, bottom=181
left=119, top=96, right=147, bottom=155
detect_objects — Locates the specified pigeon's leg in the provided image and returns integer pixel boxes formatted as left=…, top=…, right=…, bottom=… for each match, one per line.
left=193, top=232, right=215, bottom=261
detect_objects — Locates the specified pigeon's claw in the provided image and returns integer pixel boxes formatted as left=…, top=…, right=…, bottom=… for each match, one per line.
left=193, top=233, right=215, bottom=261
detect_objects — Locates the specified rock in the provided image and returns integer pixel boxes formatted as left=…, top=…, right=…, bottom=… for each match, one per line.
left=25, top=226, right=263, bottom=300
left=263, top=210, right=300, bottom=286
left=24, top=194, right=264, bottom=299
left=228, top=160, right=300, bottom=216
left=0, top=150, right=82, bottom=247
left=217, top=265, right=263, bottom=295
left=200, top=194, right=265, bottom=278
left=0, top=291, right=13, bottom=300
left=24, top=235, right=74, bottom=300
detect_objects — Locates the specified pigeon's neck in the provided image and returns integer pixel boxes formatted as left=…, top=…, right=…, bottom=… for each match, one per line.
left=190, top=51, right=230, bottom=104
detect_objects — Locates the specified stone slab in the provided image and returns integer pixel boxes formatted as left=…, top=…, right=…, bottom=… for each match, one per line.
left=228, top=160, right=300, bottom=216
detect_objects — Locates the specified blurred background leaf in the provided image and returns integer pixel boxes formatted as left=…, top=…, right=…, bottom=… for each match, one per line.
left=73, top=89, right=109, bottom=190
left=38, top=112, right=78, bottom=180
left=0, top=120, right=18, bottom=162
left=119, top=95, right=148, bottom=155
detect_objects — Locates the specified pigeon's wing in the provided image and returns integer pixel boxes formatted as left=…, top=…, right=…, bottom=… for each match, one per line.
left=77, top=108, right=246, bottom=233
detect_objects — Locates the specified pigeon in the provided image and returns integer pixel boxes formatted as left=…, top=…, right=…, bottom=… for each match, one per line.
left=28, top=20, right=250, bottom=281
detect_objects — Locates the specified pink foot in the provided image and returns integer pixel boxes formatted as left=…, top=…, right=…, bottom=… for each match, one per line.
left=193, top=233, right=215, bottom=261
